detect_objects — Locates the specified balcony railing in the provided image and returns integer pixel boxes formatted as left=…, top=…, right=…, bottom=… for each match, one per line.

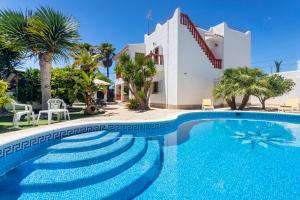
left=145, top=52, right=164, bottom=65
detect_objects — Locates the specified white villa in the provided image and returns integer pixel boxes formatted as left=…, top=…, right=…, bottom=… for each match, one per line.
left=115, top=8, right=251, bottom=109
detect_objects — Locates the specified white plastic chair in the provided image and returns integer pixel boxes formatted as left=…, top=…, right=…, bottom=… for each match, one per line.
left=12, top=101, right=35, bottom=128
left=36, top=99, right=70, bottom=125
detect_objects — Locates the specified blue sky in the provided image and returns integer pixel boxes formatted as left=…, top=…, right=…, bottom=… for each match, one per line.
left=1, top=0, right=300, bottom=80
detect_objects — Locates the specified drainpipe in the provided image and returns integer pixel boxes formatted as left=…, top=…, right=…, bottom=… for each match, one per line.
left=166, top=18, right=169, bottom=108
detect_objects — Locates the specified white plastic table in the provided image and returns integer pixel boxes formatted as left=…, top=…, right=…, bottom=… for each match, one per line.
left=36, top=109, right=70, bottom=125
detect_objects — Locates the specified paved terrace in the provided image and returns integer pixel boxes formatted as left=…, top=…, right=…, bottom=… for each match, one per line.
left=0, top=104, right=190, bottom=145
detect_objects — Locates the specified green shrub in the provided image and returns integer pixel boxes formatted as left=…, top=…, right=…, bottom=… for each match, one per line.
left=16, top=68, right=41, bottom=104
left=127, top=99, right=140, bottom=110
left=0, top=80, right=11, bottom=110
left=51, top=66, right=76, bottom=105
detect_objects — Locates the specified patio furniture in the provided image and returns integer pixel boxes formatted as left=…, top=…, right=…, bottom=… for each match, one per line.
left=202, top=99, right=214, bottom=110
left=36, top=99, right=70, bottom=125
left=279, top=98, right=299, bottom=112
left=12, top=101, right=35, bottom=128
left=96, top=99, right=107, bottom=108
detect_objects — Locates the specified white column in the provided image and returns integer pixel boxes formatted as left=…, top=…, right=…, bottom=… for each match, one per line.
left=121, top=83, right=125, bottom=102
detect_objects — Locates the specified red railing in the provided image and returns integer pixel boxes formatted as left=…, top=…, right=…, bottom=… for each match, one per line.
left=180, top=13, right=222, bottom=69
left=145, top=52, right=164, bottom=65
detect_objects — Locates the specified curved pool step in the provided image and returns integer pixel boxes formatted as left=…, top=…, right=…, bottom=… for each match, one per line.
left=18, top=138, right=147, bottom=192
left=34, top=135, right=134, bottom=169
left=48, top=132, right=121, bottom=153
left=60, top=130, right=109, bottom=142
left=18, top=140, right=162, bottom=200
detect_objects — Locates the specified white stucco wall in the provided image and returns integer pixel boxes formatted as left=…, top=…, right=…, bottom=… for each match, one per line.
left=151, top=71, right=166, bottom=104
left=212, top=23, right=251, bottom=69
left=177, top=18, right=222, bottom=106
left=127, top=43, right=145, bottom=58
left=145, top=8, right=180, bottom=106
left=251, top=70, right=300, bottom=106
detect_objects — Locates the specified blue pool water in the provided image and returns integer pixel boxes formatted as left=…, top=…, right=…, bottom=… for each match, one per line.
left=1, top=118, right=300, bottom=199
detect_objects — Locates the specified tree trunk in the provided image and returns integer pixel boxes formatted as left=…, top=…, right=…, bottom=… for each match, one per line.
left=83, top=92, right=97, bottom=114
left=226, top=97, right=237, bottom=110
left=259, top=97, right=267, bottom=110
left=139, top=98, right=150, bottom=110
left=261, top=100, right=266, bottom=110
left=128, top=84, right=150, bottom=110
left=238, top=94, right=250, bottom=110
left=106, top=67, right=109, bottom=78
left=39, top=53, right=52, bottom=110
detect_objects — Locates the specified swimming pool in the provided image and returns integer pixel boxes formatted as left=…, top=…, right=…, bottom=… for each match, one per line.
left=1, top=112, right=300, bottom=199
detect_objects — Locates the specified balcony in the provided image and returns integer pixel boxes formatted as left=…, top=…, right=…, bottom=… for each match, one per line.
left=145, top=52, right=164, bottom=65
left=145, top=52, right=164, bottom=72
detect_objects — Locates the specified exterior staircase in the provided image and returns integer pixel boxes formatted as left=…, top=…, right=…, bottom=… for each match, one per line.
left=180, top=13, right=222, bottom=69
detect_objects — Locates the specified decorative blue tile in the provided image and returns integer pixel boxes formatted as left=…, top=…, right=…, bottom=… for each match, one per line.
left=1, top=111, right=300, bottom=175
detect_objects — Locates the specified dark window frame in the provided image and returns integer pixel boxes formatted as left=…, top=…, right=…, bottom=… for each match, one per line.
left=152, top=81, right=159, bottom=94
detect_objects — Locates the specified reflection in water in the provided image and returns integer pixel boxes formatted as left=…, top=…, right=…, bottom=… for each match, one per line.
left=163, top=120, right=211, bottom=146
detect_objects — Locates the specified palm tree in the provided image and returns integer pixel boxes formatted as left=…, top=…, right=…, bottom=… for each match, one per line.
left=213, top=69, right=240, bottom=110
left=252, top=74, right=295, bottom=109
left=72, top=49, right=102, bottom=72
left=72, top=48, right=108, bottom=114
left=0, top=7, right=79, bottom=109
left=115, top=53, right=156, bottom=110
left=213, top=67, right=263, bottom=110
left=97, top=43, right=115, bottom=78
left=235, top=67, right=263, bottom=110
left=274, top=60, right=283, bottom=73
left=73, top=69, right=102, bottom=114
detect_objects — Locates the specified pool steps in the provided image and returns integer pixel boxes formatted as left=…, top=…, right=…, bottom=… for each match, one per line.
left=48, top=131, right=121, bottom=153
left=0, top=130, right=162, bottom=200
left=17, top=137, right=146, bottom=191
left=33, top=135, right=134, bottom=169
left=60, top=130, right=109, bottom=142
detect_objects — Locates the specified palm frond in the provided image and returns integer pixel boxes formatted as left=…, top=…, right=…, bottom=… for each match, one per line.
left=27, top=6, right=80, bottom=60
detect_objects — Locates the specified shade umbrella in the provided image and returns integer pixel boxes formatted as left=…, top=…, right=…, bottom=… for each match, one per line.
left=94, top=79, right=111, bottom=86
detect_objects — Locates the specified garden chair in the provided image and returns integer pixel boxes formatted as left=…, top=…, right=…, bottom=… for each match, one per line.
left=12, top=101, right=35, bottom=128
left=279, top=98, right=299, bottom=112
left=202, top=99, right=214, bottom=110
left=36, top=98, right=70, bottom=125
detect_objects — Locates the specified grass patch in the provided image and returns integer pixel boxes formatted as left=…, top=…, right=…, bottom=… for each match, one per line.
left=0, top=109, right=104, bottom=134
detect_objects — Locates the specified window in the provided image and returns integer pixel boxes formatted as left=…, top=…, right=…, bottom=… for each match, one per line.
left=152, top=81, right=159, bottom=94
left=135, top=52, right=145, bottom=59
